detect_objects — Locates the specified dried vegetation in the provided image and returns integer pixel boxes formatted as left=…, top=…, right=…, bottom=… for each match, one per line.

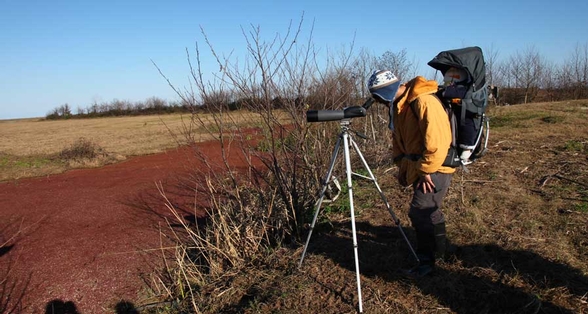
left=142, top=100, right=587, bottom=314
left=135, top=17, right=588, bottom=314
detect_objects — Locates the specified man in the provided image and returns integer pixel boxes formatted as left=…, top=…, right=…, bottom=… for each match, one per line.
left=368, top=70, right=455, bottom=276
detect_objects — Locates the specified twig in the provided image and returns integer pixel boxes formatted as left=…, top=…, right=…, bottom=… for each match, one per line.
left=539, top=176, right=551, bottom=187
left=561, top=197, right=588, bottom=202
left=1, top=216, right=46, bottom=249
left=460, top=171, right=465, bottom=205
left=553, top=174, right=588, bottom=188
left=462, top=179, right=501, bottom=183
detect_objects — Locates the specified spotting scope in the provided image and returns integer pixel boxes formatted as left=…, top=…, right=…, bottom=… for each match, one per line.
left=306, top=98, right=374, bottom=123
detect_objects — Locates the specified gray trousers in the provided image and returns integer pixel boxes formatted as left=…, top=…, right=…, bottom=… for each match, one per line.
left=408, top=172, right=453, bottom=262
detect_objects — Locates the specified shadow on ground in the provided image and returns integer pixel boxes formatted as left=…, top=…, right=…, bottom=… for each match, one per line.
left=44, top=299, right=79, bottom=314
left=115, top=300, right=140, bottom=314
left=304, top=220, right=587, bottom=313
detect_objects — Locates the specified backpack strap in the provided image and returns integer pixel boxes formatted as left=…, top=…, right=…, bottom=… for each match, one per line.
left=409, top=94, right=457, bottom=148
left=408, top=94, right=462, bottom=168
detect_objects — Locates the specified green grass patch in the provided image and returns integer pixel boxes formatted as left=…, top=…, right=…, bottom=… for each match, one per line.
left=0, top=156, right=9, bottom=167
left=573, top=202, right=588, bottom=213
left=0, top=154, right=54, bottom=169
left=540, top=115, right=565, bottom=124
left=490, top=111, right=549, bottom=128
left=561, top=140, right=587, bottom=152
left=305, top=174, right=378, bottom=224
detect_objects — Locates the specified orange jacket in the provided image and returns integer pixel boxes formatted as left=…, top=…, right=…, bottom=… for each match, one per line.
left=392, top=76, right=455, bottom=186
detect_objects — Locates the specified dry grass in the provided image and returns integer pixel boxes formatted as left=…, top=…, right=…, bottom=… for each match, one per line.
left=0, top=114, right=190, bottom=181
left=1, top=114, right=202, bottom=157
left=147, top=100, right=588, bottom=313
left=0, top=111, right=283, bottom=181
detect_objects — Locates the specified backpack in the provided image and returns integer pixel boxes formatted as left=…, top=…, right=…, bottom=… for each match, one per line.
left=408, top=94, right=461, bottom=168
left=427, top=46, right=490, bottom=166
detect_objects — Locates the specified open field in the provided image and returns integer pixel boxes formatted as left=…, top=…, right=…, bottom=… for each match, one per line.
left=0, top=111, right=283, bottom=181
left=0, top=114, right=193, bottom=181
left=0, top=114, right=196, bottom=157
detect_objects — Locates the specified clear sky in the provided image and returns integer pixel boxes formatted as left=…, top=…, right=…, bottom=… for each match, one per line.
left=1, top=0, right=587, bottom=119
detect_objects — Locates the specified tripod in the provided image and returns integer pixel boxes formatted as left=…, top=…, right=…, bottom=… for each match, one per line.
left=299, top=118, right=419, bottom=313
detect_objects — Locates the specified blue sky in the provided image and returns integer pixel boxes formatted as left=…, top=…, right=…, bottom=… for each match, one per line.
left=1, top=0, right=586, bottom=119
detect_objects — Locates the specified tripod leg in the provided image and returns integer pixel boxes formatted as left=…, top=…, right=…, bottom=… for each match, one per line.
left=343, top=132, right=364, bottom=313
left=299, top=135, right=343, bottom=268
left=349, top=137, right=420, bottom=263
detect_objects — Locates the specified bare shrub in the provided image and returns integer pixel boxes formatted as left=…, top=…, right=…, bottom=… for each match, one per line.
left=57, top=138, right=124, bottom=169
left=148, top=14, right=420, bottom=312
left=59, top=138, right=107, bottom=160
left=150, top=179, right=297, bottom=312
left=146, top=18, right=352, bottom=312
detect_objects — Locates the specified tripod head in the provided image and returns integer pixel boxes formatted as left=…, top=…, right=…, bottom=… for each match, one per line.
left=306, top=98, right=374, bottom=123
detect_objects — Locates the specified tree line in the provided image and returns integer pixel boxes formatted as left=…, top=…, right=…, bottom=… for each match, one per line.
left=45, top=42, right=588, bottom=120
left=485, top=43, right=588, bottom=104
left=45, top=97, right=190, bottom=120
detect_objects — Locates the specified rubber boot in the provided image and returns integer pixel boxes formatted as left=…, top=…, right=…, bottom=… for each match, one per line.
left=407, top=230, right=435, bottom=277
left=433, top=222, right=448, bottom=261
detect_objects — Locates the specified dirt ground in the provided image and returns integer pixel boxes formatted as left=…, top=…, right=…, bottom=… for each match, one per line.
left=0, top=141, right=240, bottom=313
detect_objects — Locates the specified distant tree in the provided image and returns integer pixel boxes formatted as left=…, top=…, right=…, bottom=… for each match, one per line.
left=89, top=102, right=99, bottom=115
left=145, top=96, right=167, bottom=110
left=350, top=47, right=377, bottom=99
left=111, top=99, right=128, bottom=115
left=45, top=103, right=72, bottom=119
left=46, top=108, right=60, bottom=119
left=484, top=44, right=500, bottom=87
left=508, top=46, right=545, bottom=103
left=305, top=67, right=357, bottom=109
left=59, top=103, right=72, bottom=118
left=134, top=100, right=145, bottom=113
left=375, top=49, right=415, bottom=81
left=202, top=89, right=233, bottom=110
left=99, top=102, right=110, bottom=114
left=561, top=42, right=588, bottom=99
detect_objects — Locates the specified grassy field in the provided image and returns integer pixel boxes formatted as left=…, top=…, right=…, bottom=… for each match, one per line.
left=0, top=115, right=193, bottom=157
left=0, top=111, right=275, bottom=181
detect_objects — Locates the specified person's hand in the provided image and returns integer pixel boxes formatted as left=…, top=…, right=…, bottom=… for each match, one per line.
left=417, top=174, right=436, bottom=193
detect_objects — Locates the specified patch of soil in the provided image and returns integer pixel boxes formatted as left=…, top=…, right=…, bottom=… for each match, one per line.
left=0, top=140, right=250, bottom=313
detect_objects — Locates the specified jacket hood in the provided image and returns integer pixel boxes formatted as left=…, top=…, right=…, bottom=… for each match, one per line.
left=394, top=76, right=439, bottom=109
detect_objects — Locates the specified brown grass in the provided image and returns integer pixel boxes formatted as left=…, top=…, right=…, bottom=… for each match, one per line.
left=147, top=100, right=588, bottom=313
left=0, top=114, right=201, bottom=157
left=0, top=111, right=282, bottom=181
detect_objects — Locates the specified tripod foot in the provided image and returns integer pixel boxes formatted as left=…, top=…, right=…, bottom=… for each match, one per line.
left=403, top=263, right=435, bottom=278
